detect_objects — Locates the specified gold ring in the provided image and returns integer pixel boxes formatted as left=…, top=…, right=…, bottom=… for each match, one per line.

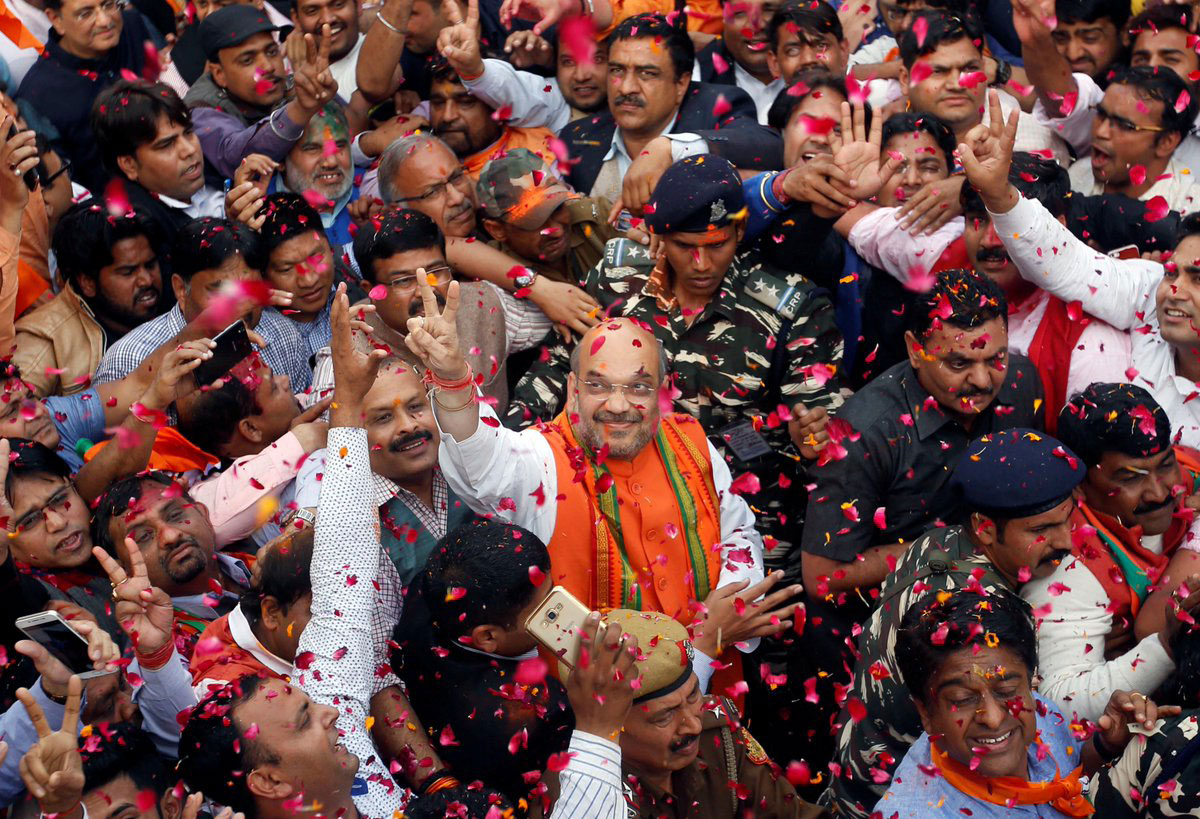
left=110, top=577, right=130, bottom=600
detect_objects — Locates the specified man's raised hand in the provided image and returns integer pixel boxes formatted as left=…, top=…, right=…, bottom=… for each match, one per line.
left=437, top=0, right=484, bottom=79
left=16, top=676, right=84, bottom=815
left=828, top=101, right=901, bottom=202
left=330, top=283, right=387, bottom=424
left=566, top=613, right=640, bottom=740
left=958, top=90, right=1020, bottom=211
left=404, top=274, right=466, bottom=381
left=93, top=537, right=175, bottom=657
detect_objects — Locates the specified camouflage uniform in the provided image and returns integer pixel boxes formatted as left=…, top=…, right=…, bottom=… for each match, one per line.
left=504, top=237, right=846, bottom=576
left=821, top=525, right=1015, bottom=819
left=1089, top=711, right=1200, bottom=818
left=486, top=196, right=617, bottom=285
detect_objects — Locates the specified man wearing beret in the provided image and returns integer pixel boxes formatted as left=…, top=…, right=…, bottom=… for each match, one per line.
left=1022, top=382, right=1200, bottom=723
left=564, top=609, right=828, bottom=818
left=184, top=5, right=339, bottom=179
left=824, top=427, right=1085, bottom=819
left=477, top=149, right=616, bottom=287
left=506, top=155, right=845, bottom=582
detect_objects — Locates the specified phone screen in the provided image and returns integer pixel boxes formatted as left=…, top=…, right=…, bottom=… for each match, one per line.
left=194, top=321, right=254, bottom=386
left=20, top=619, right=94, bottom=675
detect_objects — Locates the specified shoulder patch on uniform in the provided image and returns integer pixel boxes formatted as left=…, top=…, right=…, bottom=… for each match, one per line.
left=740, top=728, right=769, bottom=765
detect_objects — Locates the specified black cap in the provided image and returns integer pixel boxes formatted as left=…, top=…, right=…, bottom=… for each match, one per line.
left=200, top=5, right=281, bottom=62
left=644, top=155, right=746, bottom=235
left=951, top=428, right=1086, bottom=520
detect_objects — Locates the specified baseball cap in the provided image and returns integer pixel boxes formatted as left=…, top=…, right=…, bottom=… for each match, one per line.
left=478, top=149, right=576, bottom=230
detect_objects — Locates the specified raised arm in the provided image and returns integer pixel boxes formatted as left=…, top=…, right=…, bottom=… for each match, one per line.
left=356, top=0, right=412, bottom=103
left=1011, top=0, right=1079, bottom=118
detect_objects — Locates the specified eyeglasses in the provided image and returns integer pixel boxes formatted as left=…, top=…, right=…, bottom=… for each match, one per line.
left=1095, top=104, right=1166, bottom=134
left=385, top=265, right=453, bottom=294
left=581, top=379, right=657, bottom=400
left=75, top=0, right=120, bottom=23
left=395, top=168, right=469, bottom=203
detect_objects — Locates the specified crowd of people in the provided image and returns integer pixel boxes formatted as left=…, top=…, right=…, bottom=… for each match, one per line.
left=2, top=0, right=1200, bottom=814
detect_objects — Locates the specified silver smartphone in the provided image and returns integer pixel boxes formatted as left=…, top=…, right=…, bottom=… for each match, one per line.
left=15, top=611, right=114, bottom=680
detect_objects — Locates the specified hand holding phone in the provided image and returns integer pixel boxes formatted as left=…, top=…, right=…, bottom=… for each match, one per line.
left=15, top=612, right=118, bottom=681
left=524, top=586, right=592, bottom=668
left=192, top=320, right=254, bottom=387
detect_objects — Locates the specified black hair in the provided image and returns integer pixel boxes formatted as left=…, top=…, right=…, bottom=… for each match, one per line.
left=1177, top=210, right=1200, bottom=246
left=52, top=200, right=161, bottom=292
left=607, top=13, right=695, bottom=80
left=257, top=192, right=330, bottom=261
left=1127, top=3, right=1193, bottom=42
left=899, top=11, right=984, bottom=68
left=766, top=68, right=872, bottom=132
left=1, top=439, right=71, bottom=507
left=896, top=588, right=1037, bottom=704
left=352, top=209, right=447, bottom=284
left=1057, top=0, right=1132, bottom=28
left=422, top=520, right=551, bottom=641
left=80, top=722, right=171, bottom=797
left=91, top=472, right=189, bottom=554
left=176, top=375, right=259, bottom=457
left=92, top=80, right=192, bottom=176
left=170, top=218, right=264, bottom=285
left=429, top=55, right=463, bottom=87
left=1171, top=623, right=1200, bottom=707
left=177, top=675, right=275, bottom=818
left=405, top=786, right=515, bottom=818
left=880, top=111, right=957, bottom=169
left=239, top=528, right=314, bottom=628
left=961, top=151, right=1072, bottom=219
left=767, top=0, right=844, bottom=51
left=907, top=268, right=1008, bottom=340
left=1104, top=63, right=1198, bottom=142
left=1057, top=382, right=1172, bottom=468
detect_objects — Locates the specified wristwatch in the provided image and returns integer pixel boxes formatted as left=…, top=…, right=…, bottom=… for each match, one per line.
left=282, top=508, right=317, bottom=530
left=513, top=268, right=538, bottom=291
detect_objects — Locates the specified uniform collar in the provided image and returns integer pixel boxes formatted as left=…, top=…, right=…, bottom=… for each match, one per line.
left=899, top=364, right=957, bottom=441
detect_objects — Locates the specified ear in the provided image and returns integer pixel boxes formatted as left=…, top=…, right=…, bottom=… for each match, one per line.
left=209, top=60, right=226, bottom=90
left=116, top=153, right=139, bottom=184
left=734, top=221, right=746, bottom=245
left=913, top=695, right=934, bottom=735
left=171, top=273, right=188, bottom=305
left=766, top=48, right=781, bottom=80
left=159, top=786, right=182, bottom=819
left=482, top=218, right=508, bottom=244
left=903, top=330, right=923, bottom=370
left=1155, top=131, right=1183, bottom=159
left=970, top=512, right=998, bottom=548
left=469, top=623, right=502, bottom=654
left=76, top=273, right=99, bottom=299
left=238, top=415, right=266, bottom=445
left=259, top=595, right=284, bottom=632
left=45, top=8, right=65, bottom=36
left=675, top=72, right=690, bottom=106
left=898, top=65, right=910, bottom=96
left=246, top=766, right=295, bottom=802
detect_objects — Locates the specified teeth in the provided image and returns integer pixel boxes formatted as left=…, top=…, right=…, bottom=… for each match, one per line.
left=976, top=730, right=1012, bottom=745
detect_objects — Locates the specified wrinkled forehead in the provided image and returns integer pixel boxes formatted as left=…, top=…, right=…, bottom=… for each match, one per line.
left=395, top=143, right=458, bottom=186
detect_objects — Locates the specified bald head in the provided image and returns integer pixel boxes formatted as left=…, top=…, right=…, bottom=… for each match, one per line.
left=570, top=318, right=669, bottom=384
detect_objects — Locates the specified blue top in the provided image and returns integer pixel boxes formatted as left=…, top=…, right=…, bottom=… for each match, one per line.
left=46, top=388, right=107, bottom=472
left=874, top=694, right=1087, bottom=818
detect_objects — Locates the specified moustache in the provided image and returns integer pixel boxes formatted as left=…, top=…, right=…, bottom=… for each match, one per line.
left=594, top=410, right=643, bottom=423
left=957, top=387, right=993, bottom=400
left=669, top=734, right=699, bottom=752
left=1134, top=496, right=1175, bottom=516
left=976, top=247, right=1010, bottom=263
left=1039, top=547, right=1071, bottom=568
left=163, top=538, right=201, bottom=562
left=388, top=430, right=433, bottom=453
left=614, top=94, right=645, bottom=108
left=408, top=292, right=447, bottom=317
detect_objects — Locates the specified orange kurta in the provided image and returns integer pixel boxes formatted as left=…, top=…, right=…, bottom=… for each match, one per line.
left=462, top=126, right=559, bottom=182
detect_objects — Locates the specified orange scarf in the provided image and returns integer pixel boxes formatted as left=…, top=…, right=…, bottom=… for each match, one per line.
left=85, top=426, right=220, bottom=474
left=930, top=741, right=1094, bottom=817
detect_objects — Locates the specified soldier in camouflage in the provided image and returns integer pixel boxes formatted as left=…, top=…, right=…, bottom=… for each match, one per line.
left=821, top=428, right=1085, bottom=818
left=477, top=148, right=617, bottom=287
left=503, top=154, right=845, bottom=578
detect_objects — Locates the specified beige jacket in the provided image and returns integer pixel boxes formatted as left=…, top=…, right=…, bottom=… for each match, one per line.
left=13, top=284, right=106, bottom=397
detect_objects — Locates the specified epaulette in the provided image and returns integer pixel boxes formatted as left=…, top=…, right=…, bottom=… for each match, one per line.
left=602, top=237, right=656, bottom=271
left=744, top=270, right=804, bottom=321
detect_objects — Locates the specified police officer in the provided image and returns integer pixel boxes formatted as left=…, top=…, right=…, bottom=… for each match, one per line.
left=609, top=609, right=829, bottom=819
left=823, top=428, right=1088, bottom=818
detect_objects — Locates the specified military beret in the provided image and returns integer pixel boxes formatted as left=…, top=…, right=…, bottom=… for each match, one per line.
left=607, top=609, right=694, bottom=703
left=644, top=155, right=746, bottom=235
left=951, top=428, right=1086, bottom=520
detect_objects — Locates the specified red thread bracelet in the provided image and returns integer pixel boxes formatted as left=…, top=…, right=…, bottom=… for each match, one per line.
left=424, top=364, right=473, bottom=391
left=136, top=641, right=175, bottom=671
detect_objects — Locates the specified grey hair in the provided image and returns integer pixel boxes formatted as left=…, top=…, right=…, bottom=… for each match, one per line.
left=569, top=323, right=670, bottom=383
left=377, top=133, right=452, bottom=203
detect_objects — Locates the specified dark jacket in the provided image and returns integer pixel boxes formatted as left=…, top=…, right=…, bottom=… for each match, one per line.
left=123, top=179, right=195, bottom=247
left=695, top=38, right=738, bottom=85
left=557, top=81, right=783, bottom=194
left=17, top=11, right=151, bottom=193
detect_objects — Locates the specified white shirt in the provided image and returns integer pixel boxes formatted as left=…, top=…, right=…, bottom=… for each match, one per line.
left=1069, top=154, right=1200, bottom=214
left=329, top=32, right=365, bottom=100
left=435, top=400, right=766, bottom=683
left=590, top=114, right=708, bottom=202
left=158, top=186, right=226, bottom=219
left=464, top=58, right=573, bottom=133
left=690, top=61, right=785, bottom=125
left=991, top=192, right=1200, bottom=447
left=550, top=731, right=625, bottom=818
left=193, top=604, right=293, bottom=696
left=1023, top=553, right=1175, bottom=722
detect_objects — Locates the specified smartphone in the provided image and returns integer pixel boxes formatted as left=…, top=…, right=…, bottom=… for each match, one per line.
left=8, top=123, right=39, bottom=192
left=15, top=612, right=113, bottom=680
left=525, top=586, right=593, bottom=669
left=193, top=321, right=254, bottom=387
left=1109, top=244, right=1140, bottom=260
